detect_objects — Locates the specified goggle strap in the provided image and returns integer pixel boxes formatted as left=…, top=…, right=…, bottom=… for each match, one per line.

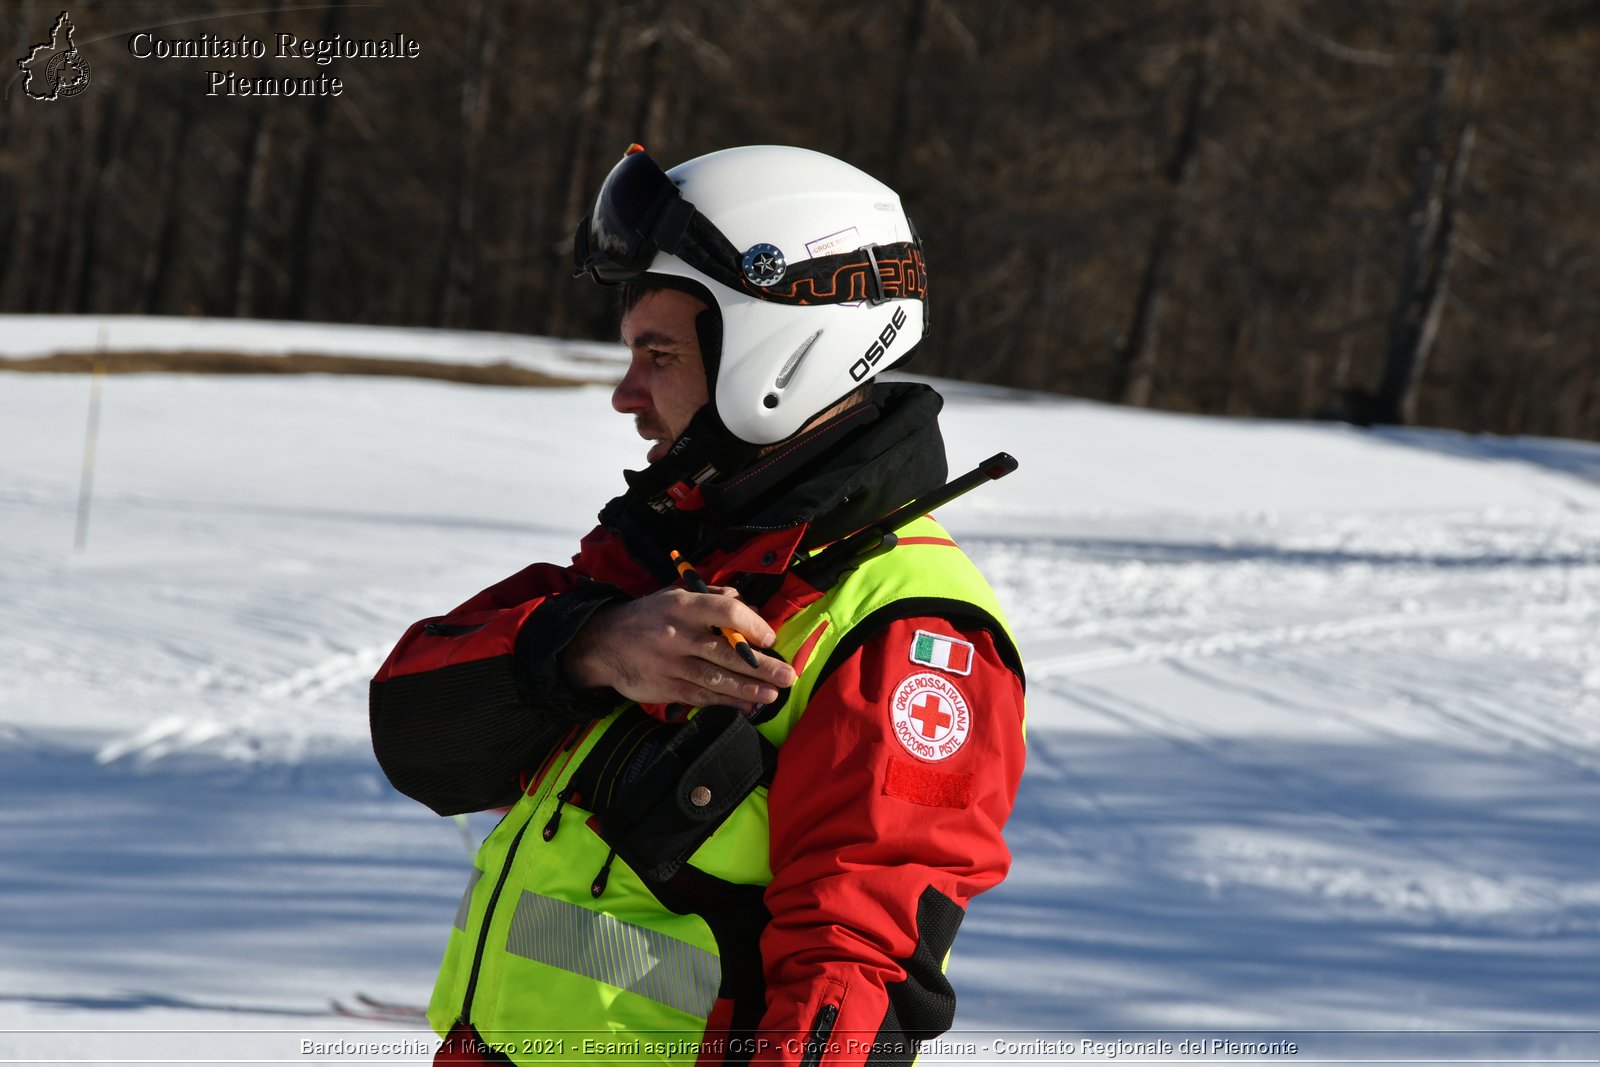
left=727, top=240, right=927, bottom=307
left=676, top=213, right=748, bottom=293
left=653, top=197, right=696, bottom=257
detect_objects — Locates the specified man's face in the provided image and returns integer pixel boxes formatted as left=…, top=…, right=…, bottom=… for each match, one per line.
left=614, top=287, right=712, bottom=465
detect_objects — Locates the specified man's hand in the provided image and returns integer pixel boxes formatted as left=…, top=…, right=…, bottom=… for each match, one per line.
left=560, top=586, right=796, bottom=713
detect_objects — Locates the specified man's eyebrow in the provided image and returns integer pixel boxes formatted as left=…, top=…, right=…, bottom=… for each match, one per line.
left=623, top=328, right=690, bottom=349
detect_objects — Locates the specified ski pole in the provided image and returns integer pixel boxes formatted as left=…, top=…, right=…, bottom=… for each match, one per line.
left=796, top=452, right=1018, bottom=583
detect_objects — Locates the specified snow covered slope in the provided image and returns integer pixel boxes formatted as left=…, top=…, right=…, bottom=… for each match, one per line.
left=2, top=358, right=1597, bottom=1065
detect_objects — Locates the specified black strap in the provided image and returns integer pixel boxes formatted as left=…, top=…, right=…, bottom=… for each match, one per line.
left=680, top=212, right=927, bottom=307
left=738, top=240, right=926, bottom=306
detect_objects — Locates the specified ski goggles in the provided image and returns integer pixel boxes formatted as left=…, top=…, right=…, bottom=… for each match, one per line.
left=572, top=145, right=928, bottom=308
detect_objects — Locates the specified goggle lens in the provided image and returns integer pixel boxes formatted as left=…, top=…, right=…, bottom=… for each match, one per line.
left=574, top=149, right=678, bottom=283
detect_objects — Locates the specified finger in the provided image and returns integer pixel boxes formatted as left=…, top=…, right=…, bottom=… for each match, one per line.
left=673, top=679, right=722, bottom=708
left=693, top=630, right=752, bottom=669
left=694, top=618, right=795, bottom=689
left=753, top=649, right=796, bottom=689
left=697, top=596, right=780, bottom=648
left=697, top=588, right=764, bottom=655
left=691, top=637, right=785, bottom=703
left=674, top=667, right=774, bottom=711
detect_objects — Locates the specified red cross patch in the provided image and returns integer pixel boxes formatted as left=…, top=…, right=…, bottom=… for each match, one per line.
left=890, top=671, right=971, bottom=762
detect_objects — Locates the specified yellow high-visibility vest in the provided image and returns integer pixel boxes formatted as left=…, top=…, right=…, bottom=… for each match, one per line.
left=428, top=516, right=1020, bottom=1064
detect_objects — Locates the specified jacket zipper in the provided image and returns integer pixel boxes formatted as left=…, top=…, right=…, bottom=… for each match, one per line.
left=423, top=620, right=484, bottom=637
left=458, top=818, right=530, bottom=1024
left=798, top=1003, right=839, bottom=1067
left=458, top=723, right=593, bottom=1025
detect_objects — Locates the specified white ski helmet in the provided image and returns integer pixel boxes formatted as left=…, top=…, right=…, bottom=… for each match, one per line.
left=574, top=144, right=928, bottom=445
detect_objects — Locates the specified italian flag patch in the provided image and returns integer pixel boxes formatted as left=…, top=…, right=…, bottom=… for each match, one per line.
left=909, top=630, right=974, bottom=676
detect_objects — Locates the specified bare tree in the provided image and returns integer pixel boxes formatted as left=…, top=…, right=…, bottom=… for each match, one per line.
left=885, top=0, right=930, bottom=186
left=222, top=110, right=274, bottom=318
left=1375, top=4, right=1478, bottom=426
left=139, top=91, right=198, bottom=314
left=435, top=0, right=501, bottom=328
left=1112, top=17, right=1220, bottom=408
left=546, top=1, right=621, bottom=339
left=286, top=0, right=346, bottom=320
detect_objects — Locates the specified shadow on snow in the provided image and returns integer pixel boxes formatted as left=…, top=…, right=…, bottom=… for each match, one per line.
left=958, top=726, right=1599, bottom=1035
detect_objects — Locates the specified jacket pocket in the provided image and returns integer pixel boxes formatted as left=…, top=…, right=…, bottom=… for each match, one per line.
left=798, top=980, right=846, bottom=1067
left=570, top=705, right=778, bottom=882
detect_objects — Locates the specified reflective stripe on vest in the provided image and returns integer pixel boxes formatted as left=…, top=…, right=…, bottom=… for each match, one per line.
left=505, top=890, right=719, bottom=1019
left=453, top=868, right=483, bottom=931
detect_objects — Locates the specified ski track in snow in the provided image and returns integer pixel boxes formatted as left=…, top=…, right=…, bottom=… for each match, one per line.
left=953, top=516, right=1600, bottom=1042
left=3, top=369, right=1598, bottom=1063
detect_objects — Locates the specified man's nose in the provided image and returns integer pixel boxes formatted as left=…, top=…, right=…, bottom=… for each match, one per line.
left=612, top=358, right=649, bottom=414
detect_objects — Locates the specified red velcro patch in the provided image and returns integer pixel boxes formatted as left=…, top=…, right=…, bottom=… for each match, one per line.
left=883, top=757, right=974, bottom=809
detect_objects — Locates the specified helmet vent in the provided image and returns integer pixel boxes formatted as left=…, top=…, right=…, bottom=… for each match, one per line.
left=774, top=329, right=823, bottom=390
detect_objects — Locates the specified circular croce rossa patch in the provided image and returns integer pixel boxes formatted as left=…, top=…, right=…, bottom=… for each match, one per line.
left=890, top=671, right=972, bottom=762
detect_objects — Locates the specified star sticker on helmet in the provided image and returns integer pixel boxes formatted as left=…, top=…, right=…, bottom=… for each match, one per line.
left=741, top=243, right=787, bottom=287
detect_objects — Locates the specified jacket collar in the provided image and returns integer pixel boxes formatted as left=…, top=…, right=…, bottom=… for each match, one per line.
left=700, top=381, right=947, bottom=553
left=600, top=382, right=949, bottom=586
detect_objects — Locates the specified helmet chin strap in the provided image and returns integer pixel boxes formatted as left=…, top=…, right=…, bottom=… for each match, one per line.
left=694, top=307, right=723, bottom=393
left=619, top=398, right=759, bottom=520
left=603, top=398, right=759, bottom=583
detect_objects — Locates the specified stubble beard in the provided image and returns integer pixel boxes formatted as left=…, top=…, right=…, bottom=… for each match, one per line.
left=636, top=414, right=670, bottom=464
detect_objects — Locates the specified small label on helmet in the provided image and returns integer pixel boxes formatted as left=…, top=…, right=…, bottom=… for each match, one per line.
left=808, top=228, right=865, bottom=306
left=806, top=227, right=860, bottom=258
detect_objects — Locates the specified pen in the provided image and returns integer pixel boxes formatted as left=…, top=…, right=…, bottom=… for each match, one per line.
left=671, top=550, right=762, bottom=668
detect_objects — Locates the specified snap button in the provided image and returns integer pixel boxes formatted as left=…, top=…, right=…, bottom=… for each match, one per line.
left=761, top=551, right=777, bottom=567
left=690, top=785, right=712, bottom=808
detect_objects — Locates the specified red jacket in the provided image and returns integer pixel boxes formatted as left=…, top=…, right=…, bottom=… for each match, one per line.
left=371, top=384, right=1026, bottom=1065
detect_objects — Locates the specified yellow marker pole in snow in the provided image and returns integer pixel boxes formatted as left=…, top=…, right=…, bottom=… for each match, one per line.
left=74, top=354, right=106, bottom=552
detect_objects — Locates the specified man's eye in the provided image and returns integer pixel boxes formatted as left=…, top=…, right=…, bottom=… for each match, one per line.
left=650, top=349, right=673, bottom=365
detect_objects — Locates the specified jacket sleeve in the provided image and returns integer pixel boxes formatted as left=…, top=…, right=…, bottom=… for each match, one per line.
left=751, top=615, right=1026, bottom=1065
left=368, top=523, right=654, bottom=816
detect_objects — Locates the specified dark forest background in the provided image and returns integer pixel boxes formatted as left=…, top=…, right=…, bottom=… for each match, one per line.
left=3, top=0, right=1598, bottom=438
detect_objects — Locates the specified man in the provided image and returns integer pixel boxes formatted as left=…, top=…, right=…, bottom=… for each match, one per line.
left=370, top=145, right=1026, bottom=1066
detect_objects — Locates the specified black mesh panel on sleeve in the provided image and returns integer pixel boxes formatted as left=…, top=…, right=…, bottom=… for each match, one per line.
left=370, top=655, right=568, bottom=816
left=371, top=585, right=626, bottom=816
left=864, top=885, right=965, bottom=1066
